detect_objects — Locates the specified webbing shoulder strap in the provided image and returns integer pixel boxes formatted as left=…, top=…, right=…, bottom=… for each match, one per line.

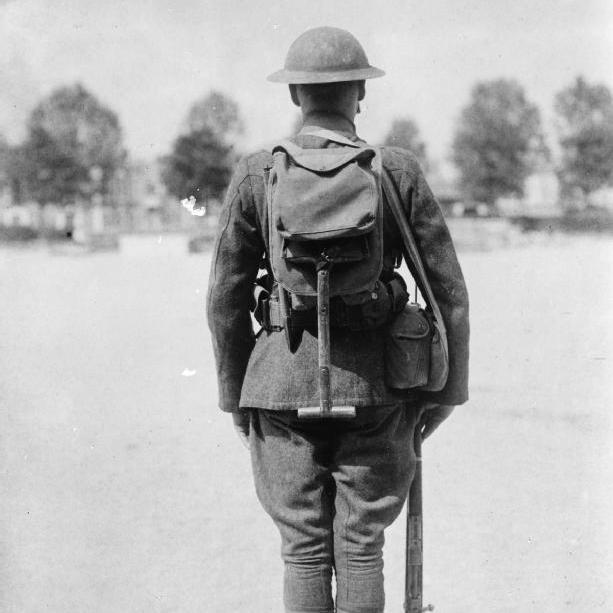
left=380, top=168, right=447, bottom=336
left=298, top=126, right=361, bottom=148
left=273, top=138, right=374, bottom=172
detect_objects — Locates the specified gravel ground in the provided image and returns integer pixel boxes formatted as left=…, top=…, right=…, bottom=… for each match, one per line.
left=1, top=233, right=611, bottom=612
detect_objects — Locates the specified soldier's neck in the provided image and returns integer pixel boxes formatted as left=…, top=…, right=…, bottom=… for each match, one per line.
left=301, top=111, right=356, bottom=136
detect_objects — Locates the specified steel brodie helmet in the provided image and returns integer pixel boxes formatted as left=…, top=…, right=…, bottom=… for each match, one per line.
left=267, top=26, right=385, bottom=84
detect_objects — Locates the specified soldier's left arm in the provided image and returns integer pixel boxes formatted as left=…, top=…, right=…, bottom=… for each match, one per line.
left=206, top=158, right=265, bottom=413
left=409, top=167, right=470, bottom=407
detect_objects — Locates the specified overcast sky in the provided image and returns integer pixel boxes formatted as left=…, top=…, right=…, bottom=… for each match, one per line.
left=1, top=0, right=612, bottom=166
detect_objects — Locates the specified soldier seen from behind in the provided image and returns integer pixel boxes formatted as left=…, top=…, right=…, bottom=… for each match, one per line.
left=207, top=26, right=469, bottom=613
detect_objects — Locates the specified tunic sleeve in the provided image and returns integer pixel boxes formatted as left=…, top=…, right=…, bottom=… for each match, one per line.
left=206, top=158, right=265, bottom=412
left=405, top=162, right=470, bottom=406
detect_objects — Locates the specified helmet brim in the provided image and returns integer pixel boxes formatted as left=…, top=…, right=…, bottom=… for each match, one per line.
left=267, top=66, right=385, bottom=84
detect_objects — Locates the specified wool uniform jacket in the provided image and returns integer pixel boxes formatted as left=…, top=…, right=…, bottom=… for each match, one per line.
left=207, top=119, right=469, bottom=413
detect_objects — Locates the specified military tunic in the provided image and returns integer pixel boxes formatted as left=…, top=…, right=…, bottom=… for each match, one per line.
left=206, top=112, right=469, bottom=413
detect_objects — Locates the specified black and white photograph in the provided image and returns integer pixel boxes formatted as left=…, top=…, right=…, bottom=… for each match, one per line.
left=1, top=1, right=612, bottom=611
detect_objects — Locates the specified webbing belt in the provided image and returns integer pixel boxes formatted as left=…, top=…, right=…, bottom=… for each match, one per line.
left=258, top=276, right=408, bottom=333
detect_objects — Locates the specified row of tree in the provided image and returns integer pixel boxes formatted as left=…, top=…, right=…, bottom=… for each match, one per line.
left=1, top=76, right=612, bottom=213
left=0, top=85, right=242, bottom=210
left=385, top=77, right=613, bottom=206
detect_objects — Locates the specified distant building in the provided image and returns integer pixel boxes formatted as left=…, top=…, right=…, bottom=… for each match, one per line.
left=587, top=185, right=613, bottom=211
left=1, top=203, right=36, bottom=227
left=497, top=168, right=561, bottom=218
left=426, top=162, right=463, bottom=216
left=111, top=159, right=196, bottom=232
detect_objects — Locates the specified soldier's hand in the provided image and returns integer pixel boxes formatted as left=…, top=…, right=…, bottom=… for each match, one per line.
left=232, top=410, right=250, bottom=450
left=418, top=404, right=455, bottom=441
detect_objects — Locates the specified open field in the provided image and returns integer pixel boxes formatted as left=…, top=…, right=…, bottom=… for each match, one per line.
left=1, top=234, right=612, bottom=612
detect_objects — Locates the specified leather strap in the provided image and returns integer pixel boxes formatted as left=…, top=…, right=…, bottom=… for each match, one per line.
left=380, top=168, right=447, bottom=336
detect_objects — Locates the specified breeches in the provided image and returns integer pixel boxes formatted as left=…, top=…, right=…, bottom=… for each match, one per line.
left=249, top=403, right=419, bottom=613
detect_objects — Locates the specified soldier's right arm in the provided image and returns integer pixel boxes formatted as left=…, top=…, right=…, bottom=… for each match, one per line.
left=409, top=164, right=470, bottom=407
left=385, top=148, right=470, bottom=407
left=206, top=157, right=266, bottom=413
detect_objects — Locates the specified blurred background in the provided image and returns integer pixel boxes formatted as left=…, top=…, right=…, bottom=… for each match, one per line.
left=1, top=1, right=612, bottom=612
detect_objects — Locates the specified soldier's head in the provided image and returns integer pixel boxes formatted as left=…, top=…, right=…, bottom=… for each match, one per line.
left=268, top=26, right=384, bottom=120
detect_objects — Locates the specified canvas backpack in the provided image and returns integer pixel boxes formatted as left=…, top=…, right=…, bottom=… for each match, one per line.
left=262, top=127, right=407, bottom=417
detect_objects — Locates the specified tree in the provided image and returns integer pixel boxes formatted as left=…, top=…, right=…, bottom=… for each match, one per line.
left=383, top=117, right=428, bottom=170
left=554, top=76, right=613, bottom=203
left=184, top=90, right=244, bottom=146
left=23, top=83, right=125, bottom=205
left=452, top=79, right=546, bottom=207
left=161, top=128, right=233, bottom=202
left=162, top=91, right=243, bottom=203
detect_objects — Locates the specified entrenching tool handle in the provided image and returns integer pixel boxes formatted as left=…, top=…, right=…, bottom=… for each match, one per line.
left=318, top=267, right=331, bottom=414
left=297, top=267, right=355, bottom=420
left=405, top=430, right=433, bottom=612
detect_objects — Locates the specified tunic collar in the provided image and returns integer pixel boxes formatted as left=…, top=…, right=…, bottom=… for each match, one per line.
left=300, top=111, right=357, bottom=139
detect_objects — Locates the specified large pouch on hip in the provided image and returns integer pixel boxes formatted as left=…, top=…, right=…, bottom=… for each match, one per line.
left=384, top=303, right=449, bottom=391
